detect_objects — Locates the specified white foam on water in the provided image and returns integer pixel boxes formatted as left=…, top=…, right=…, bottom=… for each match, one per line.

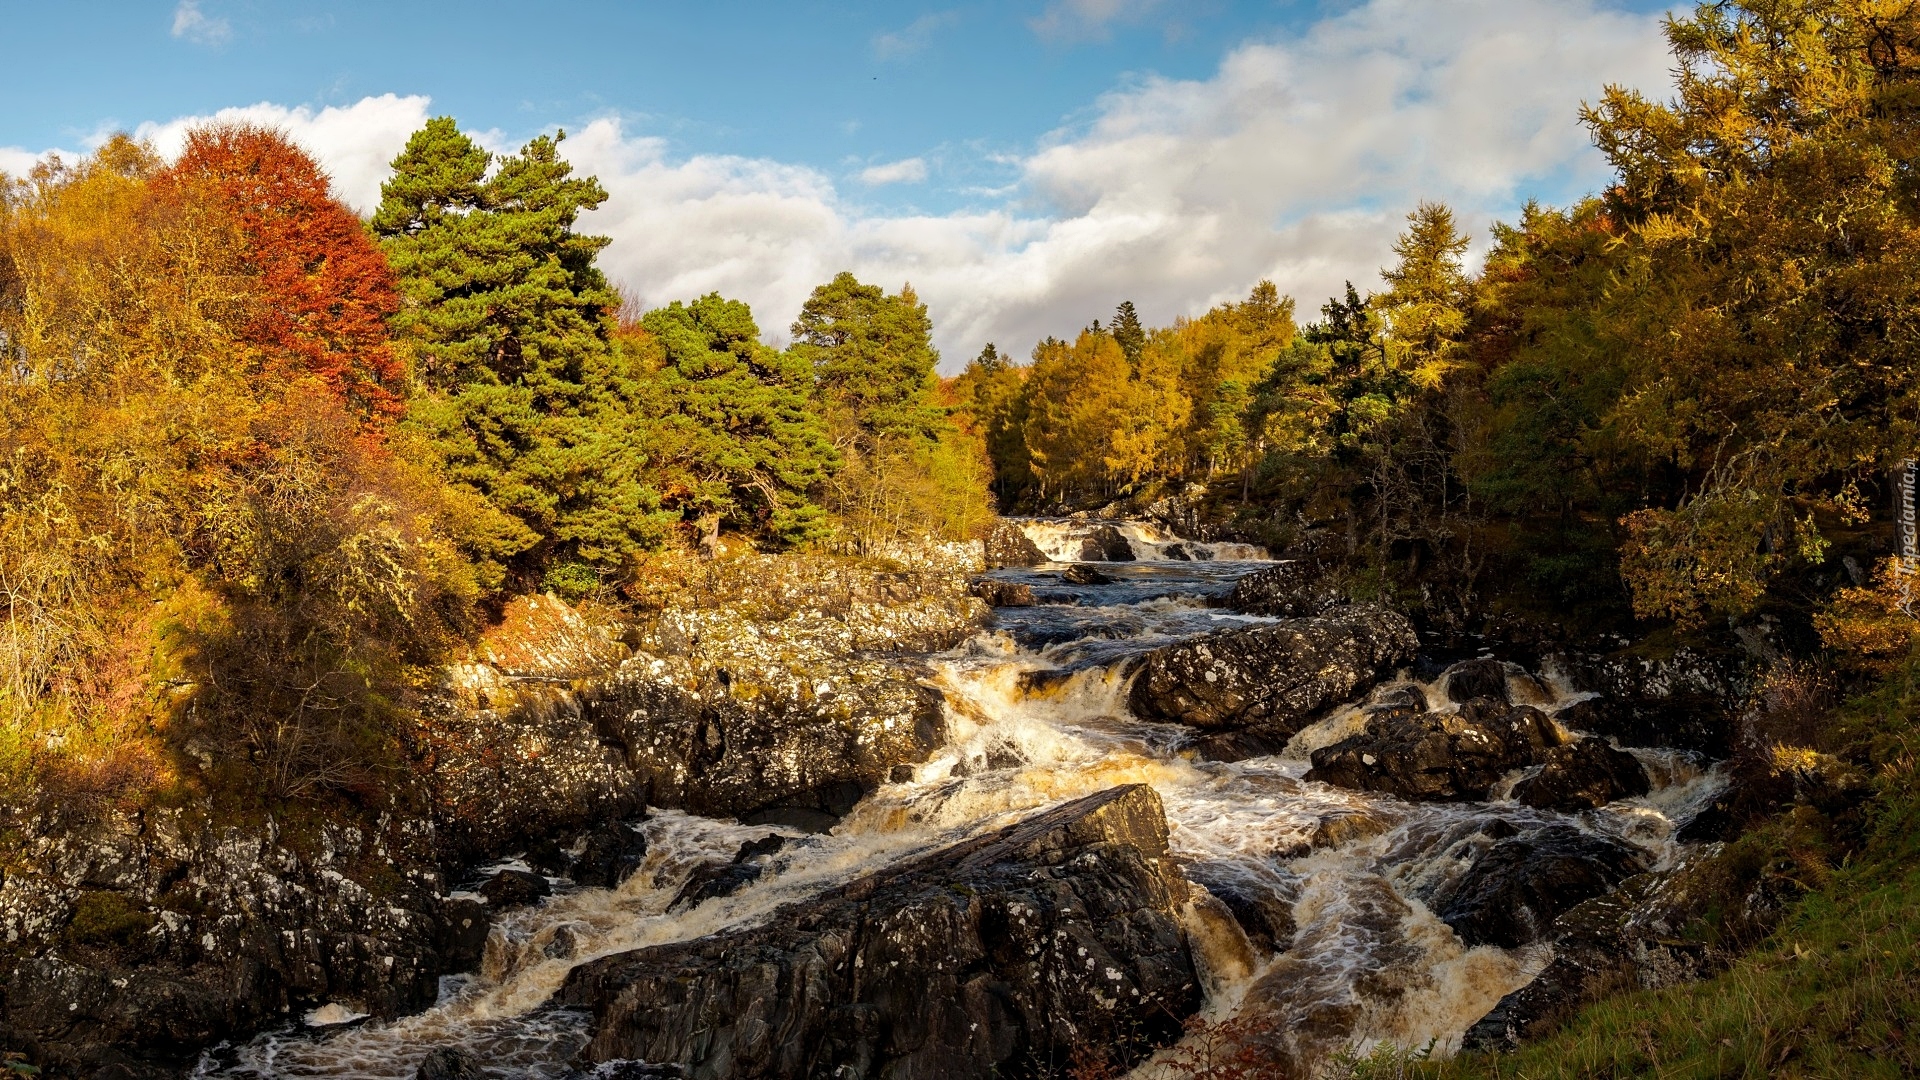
left=201, top=531, right=1717, bottom=1079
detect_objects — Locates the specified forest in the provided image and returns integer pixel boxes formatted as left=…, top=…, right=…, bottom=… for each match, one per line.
left=5, top=0, right=1920, bottom=812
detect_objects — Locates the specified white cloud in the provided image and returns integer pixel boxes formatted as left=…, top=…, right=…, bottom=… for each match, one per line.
left=8, top=0, right=1674, bottom=370
left=132, top=93, right=433, bottom=211
left=171, top=1, right=231, bottom=46
left=874, top=11, right=961, bottom=60
left=1030, top=0, right=1164, bottom=43
left=858, top=157, right=929, bottom=186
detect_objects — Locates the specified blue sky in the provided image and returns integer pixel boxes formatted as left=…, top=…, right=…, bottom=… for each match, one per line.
left=0, top=0, right=1683, bottom=365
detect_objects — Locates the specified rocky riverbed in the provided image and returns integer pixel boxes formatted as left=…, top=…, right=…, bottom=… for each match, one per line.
left=1, top=523, right=1761, bottom=1078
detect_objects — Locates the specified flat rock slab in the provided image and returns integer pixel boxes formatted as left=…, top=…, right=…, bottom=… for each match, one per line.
left=558, top=784, right=1201, bottom=1080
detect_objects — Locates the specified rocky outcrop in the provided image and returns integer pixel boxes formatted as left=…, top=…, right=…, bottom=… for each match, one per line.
left=1462, top=851, right=1729, bottom=1052
left=1220, top=561, right=1342, bottom=618
left=1, top=549, right=989, bottom=1076
left=0, top=805, right=481, bottom=1078
left=1424, top=822, right=1652, bottom=949
left=1439, top=658, right=1514, bottom=706
left=1555, top=646, right=1747, bottom=755
left=558, top=785, right=1202, bottom=1079
left=1128, top=605, right=1418, bottom=747
left=1304, top=700, right=1564, bottom=802
left=983, top=521, right=1049, bottom=569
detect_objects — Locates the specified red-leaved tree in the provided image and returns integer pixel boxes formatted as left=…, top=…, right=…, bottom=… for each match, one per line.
left=165, top=123, right=405, bottom=424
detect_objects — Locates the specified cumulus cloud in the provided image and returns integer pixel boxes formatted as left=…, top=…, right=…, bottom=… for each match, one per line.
left=7, top=0, right=1674, bottom=369
left=858, top=157, right=930, bottom=186
left=1030, top=0, right=1165, bottom=43
left=874, top=11, right=961, bottom=60
left=132, top=93, right=432, bottom=211
left=171, top=1, right=231, bottom=46
left=583, top=0, right=1672, bottom=364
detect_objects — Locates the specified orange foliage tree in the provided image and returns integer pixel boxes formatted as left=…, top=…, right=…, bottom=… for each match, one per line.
left=163, top=123, right=405, bottom=424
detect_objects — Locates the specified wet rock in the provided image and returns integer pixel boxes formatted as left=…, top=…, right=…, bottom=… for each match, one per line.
left=1186, top=866, right=1298, bottom=953
left=478, top=869, right=551, bottom=910
left=1061, top=563, right=1114, bottom=585
left=970, top=579, right=1036, bottom=607
left=1367, top=682, right=1429, bottom=712
left=415, top=1046, right=484, bottom=1080
left=1079, top=524, right=1138, bottom=562
left=559, top=785, right=1201, bottom=1079
left=1304, top=700, right=1565, bottom=801
left=1221, top=561, right=1342, bottom=618
left=1426, top=824, right=1652, bottom=948
left=1440, top=658, right=1512, bottom=705
left=983, top=520, right=1049, bottom=568
left=669, top=835, right=788, bottom=910
left=1184, top=729, right=1289, bottom=763
left=1511, top=738, right=1650, bottom=812
left=1128, top=604, right=1418, bottom=742
left=571, top=824, right=650, bottom=889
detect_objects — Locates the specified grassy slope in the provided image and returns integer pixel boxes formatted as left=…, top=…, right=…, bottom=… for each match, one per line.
left=1377, top=664, right=1920, bottom=1080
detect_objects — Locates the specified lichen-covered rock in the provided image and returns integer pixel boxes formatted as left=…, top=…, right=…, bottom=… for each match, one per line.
left=1220, top=561, right=1341, bottom=618
left=0, top=806, right=466, bottom=1077
left=1304, top=700, right=1565, bottom=802
left=1127, top=605, right=1417, bottom=744
left=983, top=520, right=1049, bottom=568
left=558, top=785, right=1202, bottom=1079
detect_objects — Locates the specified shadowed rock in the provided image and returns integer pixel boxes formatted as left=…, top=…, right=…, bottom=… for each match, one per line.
left=983, top=521, right=1049, bottom=568
left=1304, top=700, right=1564, bottom=801
left=1426, top=824, right=1652, bottom=948
left=1512, top=738, right=1651, bottom=812
left=558, top=785, right=1201, bottom=1080
left=1440, top=658, right=1512, bottom=706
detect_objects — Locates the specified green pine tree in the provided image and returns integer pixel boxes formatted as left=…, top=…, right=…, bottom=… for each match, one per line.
left=636, top=294, right=837, bottom=545
left=1111, top=300, right=1146, bottom=368
left=374, top=117, right=667, bottom=589
left=790, top=271, right=944, bottom=447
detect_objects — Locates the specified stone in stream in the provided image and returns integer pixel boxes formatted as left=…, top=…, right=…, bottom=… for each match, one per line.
left=558, top=784, right=1202, bottom=1079
left=1425, top=823, right=1652, bottom=948
left=1303, top=699, right=1565, bottom=802
left=1128, top=604, right=1418, bottom=750
left=478, top=868, right=551, bottom=910
left=1220, top=560, right=1343, bottom=618
left=570, top=822, right=651, bottom=889
left=1060, top=563, right=1114, bottom=585
left=415, top=1046, right=484, bottom=1080
left=982, top=520, right=1048, bottom=568
left=1078, top=523, right=1138, bottom=562
left=1511, top=737, right=1651, bottom=812
left=668, top=834, right=790, bottom=911
left=1439, top=657, right=1513, bottom=706
left=969, top=578, right=1036, bottom=607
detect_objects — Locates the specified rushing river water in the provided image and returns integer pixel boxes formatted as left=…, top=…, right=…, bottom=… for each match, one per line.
left=197, top=523, right=1723, bottom=1079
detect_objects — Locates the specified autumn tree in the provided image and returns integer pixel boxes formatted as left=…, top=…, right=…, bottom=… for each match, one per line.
left=163, top=122, right=405, bottom=424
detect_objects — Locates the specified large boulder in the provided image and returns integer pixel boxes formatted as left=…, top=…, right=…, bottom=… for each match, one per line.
left=1079, top=524, right=1138, bottom=562
left=983, top=521, right=1048, bottom=569
left=1511, top=738, right=1651, bottom=812
left=1221, top=561, right=1342, bottom=618
left=558, top=785, right=1202, bottom=1079
left=1424, top=824, right=1652, bottom=948
left=1439, top=658, right=1513, bottom=706
left=1304, top=700, right=1564, bottom=801
left=1128, top=605, right=1418, bottom=745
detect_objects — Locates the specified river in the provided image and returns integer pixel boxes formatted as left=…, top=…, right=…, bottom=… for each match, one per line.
left=196, top=520, right=1721, bottom=1079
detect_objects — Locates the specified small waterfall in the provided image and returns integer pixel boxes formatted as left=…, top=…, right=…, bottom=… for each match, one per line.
left=1015, top=518, right=1271, bottom=562
left=200, top=536, right=1720, bottom=1079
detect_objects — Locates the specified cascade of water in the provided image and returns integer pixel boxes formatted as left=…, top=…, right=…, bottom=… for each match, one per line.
left=200, top=528, right=1721, bottom=1079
